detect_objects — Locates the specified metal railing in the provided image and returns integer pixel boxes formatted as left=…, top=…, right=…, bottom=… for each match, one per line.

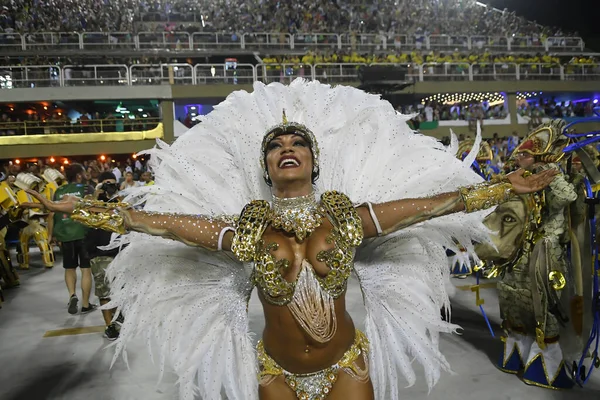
left=422, top=63, right=471, bottom=81
left=256, top=63, right=326, bottom=84
left=471, top=63, right=520, bottom=81
left=130, top=63, right=194, bottom=85
left=519, top=63, right=564, bottom=81
left=62, top=64, right=129, bottom=86
left=137, top=31, right=191, bottom=50
left=242, top=32, right=293, bottom=49
left=0, top=118, right=162, bottom=136
left=427, top=35, right=470, bottom=51
left=0, top=65, right=61, bottom=88
left=0, top=31, right=587, bottom=52
left=1, top=63, right=599, bottom=89
left=191, top=32, right=243, bottom=49
left=194, top=63, right=256, bottom=84
left=564, top=64, right=600, bottom=81
left=81, top=32, right=137, bottom=49
left=340, top=33, right=387, bottom=52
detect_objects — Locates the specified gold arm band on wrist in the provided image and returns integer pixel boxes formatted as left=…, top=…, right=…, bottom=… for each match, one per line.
left=490, top=174, right=510, bottom=184
left=71, top=199, right=130, bottom=234
left=459, top=182, right=515, bottom=213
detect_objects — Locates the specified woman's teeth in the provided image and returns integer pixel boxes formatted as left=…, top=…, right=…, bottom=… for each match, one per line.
left=279, top=159, right=300, bottom=167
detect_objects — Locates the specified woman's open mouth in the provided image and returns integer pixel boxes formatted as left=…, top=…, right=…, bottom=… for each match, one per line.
left=278, top=156, right=301, bottom=169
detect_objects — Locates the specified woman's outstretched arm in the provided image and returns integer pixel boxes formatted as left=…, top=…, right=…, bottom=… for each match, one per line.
left=358, top=168, right=557, bottom=238
left=20, top=190, right=235, bottom=251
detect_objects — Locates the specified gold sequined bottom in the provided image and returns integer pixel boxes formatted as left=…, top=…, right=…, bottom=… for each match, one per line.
left=257, top=330, right=370, bottom=400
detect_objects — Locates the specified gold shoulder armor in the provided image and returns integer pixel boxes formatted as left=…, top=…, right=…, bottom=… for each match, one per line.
left=231, top=200, right=270, bottom=262
left=321, top=191, right=363, bottom=247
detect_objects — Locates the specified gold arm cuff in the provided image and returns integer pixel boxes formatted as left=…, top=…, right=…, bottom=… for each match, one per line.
left=459, top=182, right=515, bottom=213
left=490, top=174, right=510, bottom=184
left=71, top=199, right=130, bottom=234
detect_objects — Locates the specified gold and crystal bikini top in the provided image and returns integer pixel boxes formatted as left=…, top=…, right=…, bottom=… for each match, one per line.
left=231, top=191, right=364, bottom=306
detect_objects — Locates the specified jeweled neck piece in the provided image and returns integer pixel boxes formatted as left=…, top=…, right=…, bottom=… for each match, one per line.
left=270, top=192, right=323, bottom=241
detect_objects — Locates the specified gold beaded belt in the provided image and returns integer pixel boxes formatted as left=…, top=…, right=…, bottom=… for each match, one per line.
left=257, top=329, right=370, bottom=400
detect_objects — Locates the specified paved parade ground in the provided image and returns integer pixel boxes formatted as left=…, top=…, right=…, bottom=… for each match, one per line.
left=1, top=249, right=599, bottom=400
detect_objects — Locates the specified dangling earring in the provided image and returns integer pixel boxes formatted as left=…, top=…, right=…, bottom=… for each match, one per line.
left=311, top=165, right=320, bottom=184
left=264, top=171, right=272, bottom=186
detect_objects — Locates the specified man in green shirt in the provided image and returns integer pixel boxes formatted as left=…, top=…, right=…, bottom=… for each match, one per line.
left=49, top=163, right=97, bottom=315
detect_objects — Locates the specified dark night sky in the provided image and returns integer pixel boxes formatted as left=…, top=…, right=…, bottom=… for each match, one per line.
left=486, top=0, right=598, bottom=40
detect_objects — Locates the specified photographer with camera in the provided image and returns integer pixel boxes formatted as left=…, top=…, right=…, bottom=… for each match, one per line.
left=88, top=172, right=123, bottom=340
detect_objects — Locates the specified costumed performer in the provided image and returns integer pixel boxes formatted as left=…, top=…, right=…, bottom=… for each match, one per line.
left=13, top=172, right=54, bottom=269
left=23, top=79, right=557, bottom=400
left=476, top=120, right=578, bottom=389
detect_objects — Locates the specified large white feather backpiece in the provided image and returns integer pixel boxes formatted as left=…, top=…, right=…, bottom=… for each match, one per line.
left=105, top=79, right=490, bottom=399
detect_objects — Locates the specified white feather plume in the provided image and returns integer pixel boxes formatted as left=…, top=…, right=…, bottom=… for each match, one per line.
left=105, top=79, right=490, bottom=399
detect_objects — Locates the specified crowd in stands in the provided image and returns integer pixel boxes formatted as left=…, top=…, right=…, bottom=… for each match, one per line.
left=263, top=51, right=597, bottom=67
left=3, top=156, right=154, bottom=189
left=0, top=55, right=187, bottom=67
left=404, top=97, right=599, bottom=132
left=0, top=108, right=159, bottom=136
left=1, top=0, right=579, bottom=38
left=1, top=51, right=596, bottom=69
left=518, top=98, right=598, bottom=120
left=403, top=100, right=508, bottom=124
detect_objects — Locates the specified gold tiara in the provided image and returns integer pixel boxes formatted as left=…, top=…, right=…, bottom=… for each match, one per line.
left=260, top=109, right=320, bottom=173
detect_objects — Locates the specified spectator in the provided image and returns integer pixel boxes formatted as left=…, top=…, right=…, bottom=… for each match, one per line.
left=134, top=157, right=143, bottom=172
left=111, top=162, right=122, bottom=182
left=49, top=163, right=97, bottom=315
left=88, top=171, right=123, bottom=340
left=0, top=0, right=580, bottom=39
left=120, top=171, right=138, bottom=190
left=140, top=171, right=154, bottom=185
left=424, top=102, right=434, bottom=122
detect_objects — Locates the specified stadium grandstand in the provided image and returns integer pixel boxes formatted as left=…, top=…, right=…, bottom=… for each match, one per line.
left=0, top=0, right=597, bottom=89
left=0, top=0, right=598, bottom=154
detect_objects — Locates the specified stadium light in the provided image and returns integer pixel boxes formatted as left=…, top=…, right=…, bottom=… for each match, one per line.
left=15, top=159, right=20, bottom=165
left=50, top=157, right=55, bottom=163
left=100, top=155, right=106, bottom=161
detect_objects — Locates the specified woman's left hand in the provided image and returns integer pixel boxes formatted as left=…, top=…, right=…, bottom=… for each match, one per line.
left=506, top=168, right=558, bottom=194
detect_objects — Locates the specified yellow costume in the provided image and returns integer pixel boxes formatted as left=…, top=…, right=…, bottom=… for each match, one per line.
left=41, top=168, right=66, bottom=200
left=14, top=173, right=54, bottom=269
left=0, top=180, right=21, bottom=296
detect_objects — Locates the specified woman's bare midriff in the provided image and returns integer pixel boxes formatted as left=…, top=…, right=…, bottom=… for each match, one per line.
left=258, top=220, right=358, bottom=374
left=261, top=291, right=356, bottom=374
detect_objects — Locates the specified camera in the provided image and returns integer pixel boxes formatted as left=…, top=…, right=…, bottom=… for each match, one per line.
left=100, top=182, right=119, bottom=197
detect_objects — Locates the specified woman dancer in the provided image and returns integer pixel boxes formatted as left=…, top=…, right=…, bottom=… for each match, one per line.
left=25, top=80, right=556, bottom=400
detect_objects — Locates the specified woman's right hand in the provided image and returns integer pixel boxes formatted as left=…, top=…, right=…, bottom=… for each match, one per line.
left=20, top=189, right=79, bottom=214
